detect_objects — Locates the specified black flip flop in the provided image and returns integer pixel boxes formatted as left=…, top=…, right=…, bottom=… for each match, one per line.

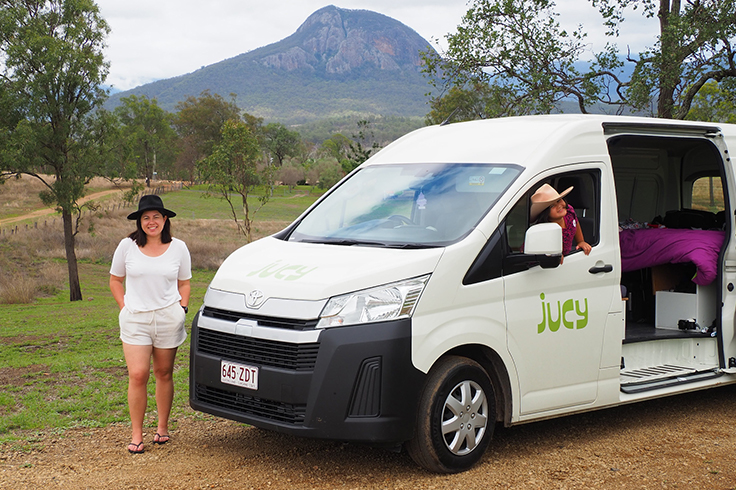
left=153, top=433, right=170, bottom=445
left=128, top=441, right=144, bottom=454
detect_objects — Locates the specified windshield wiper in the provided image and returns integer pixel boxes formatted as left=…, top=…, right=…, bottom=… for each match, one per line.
left=298, top=238, right=390, bottom=247
left=385, top=243, right=441, bottom=249
left=297, top=238, right=439, bottom=249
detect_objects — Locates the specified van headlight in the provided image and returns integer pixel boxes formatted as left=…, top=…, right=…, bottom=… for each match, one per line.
left=317, top=275, right=430, bottom=328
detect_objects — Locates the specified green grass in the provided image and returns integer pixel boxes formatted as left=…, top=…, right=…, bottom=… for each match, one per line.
left=0, top=264, right=215, bottom=439
left=0, top=262, right=216, bottom=441
left=167, top=185, right=323, bottom=221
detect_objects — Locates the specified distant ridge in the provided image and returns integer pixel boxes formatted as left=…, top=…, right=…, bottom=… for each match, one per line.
left=106, top=6, right=437, bottom=124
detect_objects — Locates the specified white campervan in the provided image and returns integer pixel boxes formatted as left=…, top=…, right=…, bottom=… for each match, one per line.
left=190, top=115, right=736, bottom=473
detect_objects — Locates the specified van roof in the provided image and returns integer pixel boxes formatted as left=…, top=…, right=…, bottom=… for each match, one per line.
left=365, top=114, right=727, bottom=169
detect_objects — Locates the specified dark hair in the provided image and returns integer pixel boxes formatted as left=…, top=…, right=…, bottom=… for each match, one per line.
left=533, top=206, right=552, bottom=225
left=128, top=213, right=172, bottom=246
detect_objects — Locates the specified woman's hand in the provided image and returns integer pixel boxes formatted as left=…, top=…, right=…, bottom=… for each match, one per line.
left=109, top=274, right=126, bottom=310
left=576, top=241, right=592, bottom=255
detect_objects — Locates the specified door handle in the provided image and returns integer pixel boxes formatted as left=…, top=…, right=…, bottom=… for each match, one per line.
left=589, top=264, right=613, bottom=274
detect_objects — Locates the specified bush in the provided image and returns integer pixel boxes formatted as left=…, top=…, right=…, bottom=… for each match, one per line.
left=0, top=273, right=38, bottom=304
left=315, top=158, right=344, bottom=190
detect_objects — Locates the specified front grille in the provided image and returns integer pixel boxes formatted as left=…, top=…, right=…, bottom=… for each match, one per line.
left=197, top=328, right=319, bottom=371
left=202, top=307, right=319, bottom=330
left=195, top=383, right=306, bottom=425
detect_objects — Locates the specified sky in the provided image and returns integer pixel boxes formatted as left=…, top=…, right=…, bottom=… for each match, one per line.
left=95, top=0, right=660, bottom=92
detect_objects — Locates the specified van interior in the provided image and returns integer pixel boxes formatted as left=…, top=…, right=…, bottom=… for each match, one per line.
left=611, top=134, right=726, bottom=392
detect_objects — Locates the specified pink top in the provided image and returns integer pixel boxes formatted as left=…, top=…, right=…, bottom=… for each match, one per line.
left=562, top=204, right=578, bottom=255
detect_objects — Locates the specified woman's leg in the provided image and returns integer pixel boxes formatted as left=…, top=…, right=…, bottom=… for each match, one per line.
left=122, top=343, right=153, bottom=446
left=152, top=346, right=178, bottom=439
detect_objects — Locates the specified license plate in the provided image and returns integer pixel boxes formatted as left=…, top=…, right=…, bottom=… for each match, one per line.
left=220, top=360, right=259, bottom=390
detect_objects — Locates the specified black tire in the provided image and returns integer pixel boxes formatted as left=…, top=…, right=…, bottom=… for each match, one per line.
left=406, top=356, right=496, bottom=473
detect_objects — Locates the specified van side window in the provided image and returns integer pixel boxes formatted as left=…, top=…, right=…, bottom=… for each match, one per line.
left=503, top=170, right=601, bottom=255
left=690, top=176, right=724, bottom=212
left=555, top=171, right=600, bottom=247
left=505, top=197, right=528, bottom=253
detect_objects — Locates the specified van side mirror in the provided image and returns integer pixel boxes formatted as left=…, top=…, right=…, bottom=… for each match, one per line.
left=524, top=223, right=563, bottom=254
left=524, top=223, right=563, bottom=269
left=503, top=223, right=563, bottom=273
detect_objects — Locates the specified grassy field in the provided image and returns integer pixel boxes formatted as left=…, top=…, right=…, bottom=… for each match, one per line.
left=0, top=265, right=214, bottom=443
left=0, top=179, right=323, bottom=445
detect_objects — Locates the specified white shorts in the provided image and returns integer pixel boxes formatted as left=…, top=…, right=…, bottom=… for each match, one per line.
left=119, top=302, right=187, bottom=349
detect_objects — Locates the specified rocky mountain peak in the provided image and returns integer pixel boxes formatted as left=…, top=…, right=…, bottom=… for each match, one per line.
left=258, top=5, right=431, bottom=76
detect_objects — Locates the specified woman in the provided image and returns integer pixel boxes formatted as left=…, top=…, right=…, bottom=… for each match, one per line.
left=109, top=194, right=191, bottom=454
left=530, top=183, right=592, bottom=256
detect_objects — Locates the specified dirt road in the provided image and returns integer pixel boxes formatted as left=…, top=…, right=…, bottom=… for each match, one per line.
left=2, top=384, right=736, bottom=489
left=0, top=189, right=121, bottom=226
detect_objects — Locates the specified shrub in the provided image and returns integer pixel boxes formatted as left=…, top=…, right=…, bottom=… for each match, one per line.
left=0, top=273, right=38, bottom=304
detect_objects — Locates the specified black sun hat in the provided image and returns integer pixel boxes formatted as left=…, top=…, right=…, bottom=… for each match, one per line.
left=127, top=194, right=177, bottom=220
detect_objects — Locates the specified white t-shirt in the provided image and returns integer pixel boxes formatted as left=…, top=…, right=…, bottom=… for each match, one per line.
left=110, top=237, right=192, bottom=313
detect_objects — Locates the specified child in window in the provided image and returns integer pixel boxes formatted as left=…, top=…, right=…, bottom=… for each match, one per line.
left=530, top=183, right=592, bottom=256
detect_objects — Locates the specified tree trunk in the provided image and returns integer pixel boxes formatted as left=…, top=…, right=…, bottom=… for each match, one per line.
left=62, top=209, right=83, bottom=301
left=242, top=192, right=252, bottom=243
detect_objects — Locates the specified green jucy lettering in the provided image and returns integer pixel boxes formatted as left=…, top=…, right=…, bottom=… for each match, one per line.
left=247, top=260, right=317, bottom=281
left=537, top=293, right=588, bottom=333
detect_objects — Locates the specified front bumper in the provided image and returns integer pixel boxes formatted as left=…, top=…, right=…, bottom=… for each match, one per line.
left=189, top=311, right=425, bottom=443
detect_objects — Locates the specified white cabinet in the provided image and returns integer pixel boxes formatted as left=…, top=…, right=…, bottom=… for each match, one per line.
left=655, top=284, right=716, bottom=331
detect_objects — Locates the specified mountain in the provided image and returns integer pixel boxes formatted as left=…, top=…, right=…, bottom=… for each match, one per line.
left=106, top=6, right=437, bottom=124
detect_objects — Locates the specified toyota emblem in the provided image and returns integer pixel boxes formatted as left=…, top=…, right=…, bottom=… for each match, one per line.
left=246, top=289, right=265, bottom=309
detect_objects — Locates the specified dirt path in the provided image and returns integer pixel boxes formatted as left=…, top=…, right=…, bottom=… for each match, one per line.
left=2, top=385, right=736, bottom=489
left=0, top=189, right=121, bottom=226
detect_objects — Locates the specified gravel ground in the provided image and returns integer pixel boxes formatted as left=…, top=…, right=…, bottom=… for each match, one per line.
left=2, top=384, right=736, bottom=489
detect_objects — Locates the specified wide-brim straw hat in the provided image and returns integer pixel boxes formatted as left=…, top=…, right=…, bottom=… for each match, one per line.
left=127, top=194, right=177, bottom=220
left=530, top=183, right=573, bottom=221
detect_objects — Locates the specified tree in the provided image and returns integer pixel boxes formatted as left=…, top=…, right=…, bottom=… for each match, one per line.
left=198, top=120, right=271, bottom=243
left=262, top=123, right=301, bottom=166
left=320, top=133, right=352, bottom=163
left=425, top=0, right=736, bottom=120
left=314, top=158, right=344, bottom=190
left=114, top=95, right=177, bottom=185
left=278, top=163, right=304, bottom=191
left=425, top=82, right=519, bottom=125
left=343, top=120, right=381, bottom=173
left=0, top=0, right=111, bottom=301
left=685, top=80, right=736, bottom=124
left=172, top=90, right=241, bottom=181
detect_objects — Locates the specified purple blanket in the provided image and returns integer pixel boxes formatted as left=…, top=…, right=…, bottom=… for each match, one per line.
left=619, top=228, right=725, bottom=285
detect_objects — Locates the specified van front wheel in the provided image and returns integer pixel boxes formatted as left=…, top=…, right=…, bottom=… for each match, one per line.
left=407, top=356, right=495, bottom=473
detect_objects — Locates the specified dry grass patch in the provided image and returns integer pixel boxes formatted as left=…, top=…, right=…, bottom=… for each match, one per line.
left=0, top=206, right=291, bottom=303
left=0, top=262, right=67, bottom=304
left=0, top=175, right=50, bottom=219
left=0, top=274, right=38, bottom=304
left=692, top=176, right=724, bottom=212
left=0, top=175, right=126, bottom=221
left=0, top=175, right=297, bottom=303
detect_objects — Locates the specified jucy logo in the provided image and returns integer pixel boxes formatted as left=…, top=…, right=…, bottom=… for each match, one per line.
left=537, top=293, right=588, bottom=333
left=247, top=260, right=317, bottom=281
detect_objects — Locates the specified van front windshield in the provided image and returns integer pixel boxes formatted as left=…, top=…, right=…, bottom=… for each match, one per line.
left=288, top=163, right=521, bottom=248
